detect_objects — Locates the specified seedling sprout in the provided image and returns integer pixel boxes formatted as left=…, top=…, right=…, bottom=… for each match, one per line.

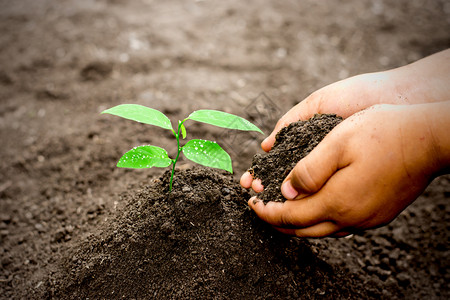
left=102, top=104, right=263, bottom=191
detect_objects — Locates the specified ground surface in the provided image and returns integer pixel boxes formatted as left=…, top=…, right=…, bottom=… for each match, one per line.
left=0, top=0, right=449, bottom=299
left=42, top=167, right=371, bottom=299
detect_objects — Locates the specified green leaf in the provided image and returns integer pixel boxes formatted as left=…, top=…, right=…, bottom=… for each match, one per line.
left=180, top=123, right=187, bottom=139
left=117, top=145, right=172, bottom=169
left=187, top=110, right=263, bottom=134
left=182, top=139, right=232, bottom=173
left=102, top=104, right=172, bottom=130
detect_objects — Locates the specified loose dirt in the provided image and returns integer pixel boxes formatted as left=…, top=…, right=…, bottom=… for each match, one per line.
left=250, top=114, right=342, bottom=203
left=43, top=167, right=378, bottom=299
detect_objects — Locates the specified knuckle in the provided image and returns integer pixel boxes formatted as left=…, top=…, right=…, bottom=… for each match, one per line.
left=279, top=211, right=293, bottom=227
left=330, top=200, right=355, bottom=224
left=276, top=207, right=298, bottom=228
left=332, top=201, right=374, bottom=229
left=291, top=160, right=320, bottom=193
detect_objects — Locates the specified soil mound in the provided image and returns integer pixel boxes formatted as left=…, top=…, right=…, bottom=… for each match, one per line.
left=250, top=114, right=342, bottom=203
left=44, top=167, right=373, bottom=299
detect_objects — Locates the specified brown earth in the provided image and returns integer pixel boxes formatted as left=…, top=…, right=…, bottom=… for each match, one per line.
left=0, top=0, right=449, bottom=299
left=42, top=167, right=370, bottom=299
left=250, top=114, right=343, bottom=203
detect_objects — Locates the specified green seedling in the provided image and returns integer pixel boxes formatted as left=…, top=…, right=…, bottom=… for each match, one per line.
left=102, top=104, right=263, bottom=191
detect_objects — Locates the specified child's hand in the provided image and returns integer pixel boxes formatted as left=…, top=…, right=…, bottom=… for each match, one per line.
left=259, top=49, right=450, bottom=153
left=246, top=102, right=449, bottom=237
left=240, top=71, right=399, bottom=192
left=241, top=49, right=450, bottom=203
left=241, top=71, right=401, bottom=192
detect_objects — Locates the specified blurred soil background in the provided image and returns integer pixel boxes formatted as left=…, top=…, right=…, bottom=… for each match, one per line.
left=0, top=0, right=449, bottom=298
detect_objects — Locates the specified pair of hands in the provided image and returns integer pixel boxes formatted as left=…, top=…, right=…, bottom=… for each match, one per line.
left=241, top=50, right=450, bottom=237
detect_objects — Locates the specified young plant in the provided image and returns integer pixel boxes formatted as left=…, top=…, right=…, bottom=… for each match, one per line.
left=102, top=104, right=263, bottom=191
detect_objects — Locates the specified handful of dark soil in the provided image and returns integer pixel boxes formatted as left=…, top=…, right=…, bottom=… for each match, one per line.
left=249, top=114, right=343, bottom=203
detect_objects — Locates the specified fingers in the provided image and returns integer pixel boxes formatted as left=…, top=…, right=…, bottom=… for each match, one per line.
left=250, top=199, right=353, bottom=238
left=261, top=116, right=295, bottom=152
left=332, top=231, right=352, bottom=238
left=274, top=221, right=340, bottom=237
left=261, top=97, right=320, bottom=152
left=248, top=196, right=329, bottom=228
left=240, top=171, right=264, bottom=192
left=249, top=197, right=355, bottom=238
left=281, top=132, right=346, bottom=199
left=251, top=179, right=264, bottom=193
left=240, top=172, right=253, bottom=188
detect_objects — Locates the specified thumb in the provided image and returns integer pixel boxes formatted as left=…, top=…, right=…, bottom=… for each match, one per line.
left=281, top=133, right=346, bottom=199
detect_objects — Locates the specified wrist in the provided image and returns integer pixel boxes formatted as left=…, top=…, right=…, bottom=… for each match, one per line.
left=389, top=50, right=450, bottom=105
left=424, top=101, right=450, bottom=175
left=384, top=102, right=450, bottom=182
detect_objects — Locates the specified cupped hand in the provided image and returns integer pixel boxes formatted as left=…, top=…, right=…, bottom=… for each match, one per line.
left=247, top=103, right=443, bottom=237
left=241, top=71, right=399, bottom=191
left=242, top=49, right=450, bottom=192
left=260, top=49, right=450, bottom=153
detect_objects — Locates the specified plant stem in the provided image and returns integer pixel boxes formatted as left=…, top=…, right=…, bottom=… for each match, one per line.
left=169, top=121, right=184, bottom=192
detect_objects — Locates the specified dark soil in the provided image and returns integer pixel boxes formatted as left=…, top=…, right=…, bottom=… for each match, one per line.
left=1, top=0, right=449, bottom=299
left=44, top=167, right=381, bottom=299
left=250, top=114, right=342, bottom=203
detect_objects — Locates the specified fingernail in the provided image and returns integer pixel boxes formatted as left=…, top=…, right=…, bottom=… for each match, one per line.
left=281, top=180, right=298, bottom=200
left=249, top=196, right=261, bottom=206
